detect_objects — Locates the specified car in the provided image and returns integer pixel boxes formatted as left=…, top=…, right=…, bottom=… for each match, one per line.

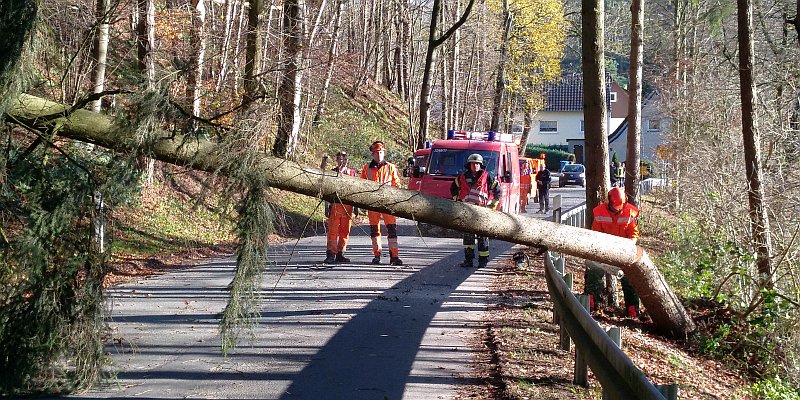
left=559, top=163, right=585, bottom=187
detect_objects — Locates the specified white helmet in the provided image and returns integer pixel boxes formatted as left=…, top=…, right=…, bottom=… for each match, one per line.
left=464, top=153, right=484, bottom=168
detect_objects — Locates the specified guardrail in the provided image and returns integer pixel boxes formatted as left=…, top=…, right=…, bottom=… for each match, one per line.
left=544, top=252, right=677, bottom=399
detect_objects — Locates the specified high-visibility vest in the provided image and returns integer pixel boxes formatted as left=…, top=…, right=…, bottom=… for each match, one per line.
left=361, top=161, right=399, bottom=186
left=591, top=203, right=640, bottom=239
left=458, top=171, right=490, bottom=206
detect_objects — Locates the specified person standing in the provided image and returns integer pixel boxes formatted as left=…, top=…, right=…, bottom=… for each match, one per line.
left=360, top=141, right=403, bottom=265
left=324, top=151, right=358, bottom=264
left=450, top=154, right=503, bottom=268
left=519, top=159, right=532, bottom=213
left=584, top=187, right=641, bottom=317
left=535, top=164, right=551, bottom=213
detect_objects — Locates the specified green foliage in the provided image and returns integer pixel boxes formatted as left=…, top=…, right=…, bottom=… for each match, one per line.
left=0, top=0, right=36, bottom=114
left=748, top=376, right=800, bottom=400
left=524, top=144, right=573, bottom=170
left=0, top=139, right=141, bottom=394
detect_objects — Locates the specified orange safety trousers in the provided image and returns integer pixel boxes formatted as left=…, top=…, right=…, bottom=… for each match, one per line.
left=367, top=211, right=399, bottom=257
left=327, top=204, right=354, bottom=254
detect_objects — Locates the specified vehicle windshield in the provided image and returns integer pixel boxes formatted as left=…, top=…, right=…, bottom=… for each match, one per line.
left=427, top=149, right=499, bottom=177
left=563, top=164, right=584, bottom=173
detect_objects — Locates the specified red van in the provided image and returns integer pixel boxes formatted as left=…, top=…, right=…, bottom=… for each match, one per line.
left=414, top=130, right=521, bottom=214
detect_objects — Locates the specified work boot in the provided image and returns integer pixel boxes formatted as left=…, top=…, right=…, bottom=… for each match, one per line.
left=335, top=253, right=350, bottom=263
left=478, top=256, right=489, bottom=268
left=460, top=258, right=474, bottom=268
left=389, top=257, right=403, bottom=266
left=323, top=252, right=336, bottom=264
left=371, top=256, right=381, bottom=265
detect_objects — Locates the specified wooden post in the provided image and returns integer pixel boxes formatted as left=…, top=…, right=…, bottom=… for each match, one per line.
left=574, top=294, right=590, bottom=386
left=602, top=327, right=622, bottom=400
left=559, top=273, right=574, bottom=351
left=656, top=384, right=679, bottom=399
left=553, top=255, right=565, bottom=323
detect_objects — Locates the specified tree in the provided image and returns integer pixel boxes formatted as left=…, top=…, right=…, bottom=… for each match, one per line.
left=489, top=0, right=511, bottom=132
left=90, top=0, right=111, bottom=112
left=242, top=0, right=263, bottom=103
left=7, top=93, right=697, bottom=338
left=416, top=0, right=477, bottom=150
left=625, top=0, right=643, bottom=206
left=187, top=0, right=206, bottom=128
left=737, top=0, right=774, bottom=288
left=272, top=0, right=305, bottom=158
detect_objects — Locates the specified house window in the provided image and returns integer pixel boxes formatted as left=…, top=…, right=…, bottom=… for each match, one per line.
left=610, top=92, right=617, bottom=102
left=580, top=120, right=584, bottom=133
left=647, top=119, right=661, bottom=132
left=539, top=120, right=558, bottom=133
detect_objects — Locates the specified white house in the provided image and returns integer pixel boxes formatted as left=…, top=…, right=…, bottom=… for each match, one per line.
left=608, top=91, right=669, bottom=162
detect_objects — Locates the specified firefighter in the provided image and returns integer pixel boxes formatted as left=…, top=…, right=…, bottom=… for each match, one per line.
left=450, top=153, right=503, bottom=268
left=360, top=141, right=403, bottom=265
left=519, top=159, right=532, bottom=213
left=324, top=151, right=358, bottom=264
left=584, top=187, right=641, bottom=317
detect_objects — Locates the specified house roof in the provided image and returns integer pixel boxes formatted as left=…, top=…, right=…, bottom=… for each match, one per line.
left=543, top=73, right=612, bottom=112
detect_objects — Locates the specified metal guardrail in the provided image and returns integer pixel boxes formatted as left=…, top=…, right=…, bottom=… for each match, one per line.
left=544, top=252, right=669, bottom=399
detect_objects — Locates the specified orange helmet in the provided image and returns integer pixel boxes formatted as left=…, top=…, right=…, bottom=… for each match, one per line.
left=608, top=187, right=626, bottom=210
left=369, top=141, right=385, bottom=152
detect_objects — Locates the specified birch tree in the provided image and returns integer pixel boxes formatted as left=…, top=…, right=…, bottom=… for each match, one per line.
left=90, top=0, right=111, bottom=112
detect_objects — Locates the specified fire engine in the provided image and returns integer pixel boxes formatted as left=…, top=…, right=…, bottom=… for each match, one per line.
left=409, top=130, right=521, bottom=215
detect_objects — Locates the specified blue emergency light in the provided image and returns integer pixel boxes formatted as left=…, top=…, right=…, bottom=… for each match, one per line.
left=425, top=140, right=432, bottom=148
left=447, top=129, right=455, bottom=139
left=488, top=131, right=496, bottom=141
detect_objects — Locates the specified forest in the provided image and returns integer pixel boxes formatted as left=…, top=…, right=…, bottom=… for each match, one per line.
left=1, top=0, right=799, bottom=396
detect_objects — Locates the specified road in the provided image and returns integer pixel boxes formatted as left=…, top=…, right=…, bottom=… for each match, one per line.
left=69, top=188, right=584, bottom=399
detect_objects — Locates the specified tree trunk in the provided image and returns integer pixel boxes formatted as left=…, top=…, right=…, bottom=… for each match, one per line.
left=417, top=0, right=476, bottom=149
left=7, top=93, right=698, bottom=338
left=489, top=0, right=511, bottom=132
left=243, top=0, right=263, bottom=103
left=136, top=0, right=156, bottom=184
left=272, top=0, right=305, bottom=158
left=187, top=0, right=206, bottom=128
left=519, top=110, right=533, bottom=156
left=581, top=0, right=609, bottom=223
left=312, top=0, right=343, bottom=127
left=737, top=0, right=774, bottom=288
left=626, top=0, right=643, bottom=206
left=90, top=0, right=110, bottom=112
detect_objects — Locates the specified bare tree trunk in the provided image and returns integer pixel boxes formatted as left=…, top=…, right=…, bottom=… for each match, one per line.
left=582, top=0, right=609, bottom=222
left=7, top=92, right=698, bottom=338
left=272, top=0, right=305, bottom=158
left=243, top=0, right=264, bottom=103
left=216, top=0, right=238, bottom=93
left=489, top=0, right=511, bottom=132
left=626, top=0, right=643, bottom=206
left=737, top=0, right=774, bottom=288
left=519, top=110, right=533, bottom=155
left=187, top=0, right=206, bottom=128
left=312, top=0, right=343, bottom=126
left=90, top=0, right=111, bottom=112
left=136, top=0, right=156, bottom=184
left=417, top=0, right=476, bottom=149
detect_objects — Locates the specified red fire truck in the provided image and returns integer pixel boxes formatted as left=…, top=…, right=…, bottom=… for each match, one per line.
left=411, top=130, right=521, bottom=214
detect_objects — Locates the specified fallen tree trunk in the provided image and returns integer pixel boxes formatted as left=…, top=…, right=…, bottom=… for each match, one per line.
left=7, top=93, right=696, bottom=337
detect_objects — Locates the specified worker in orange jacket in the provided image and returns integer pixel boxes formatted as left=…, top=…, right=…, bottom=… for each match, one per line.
left=360, top=141, right=403, bottom=266
left=519, top=159, right=532, bottom=213
left=584, top=187, right=641, bottom=317
left=324, top=151, right=358, bottom=264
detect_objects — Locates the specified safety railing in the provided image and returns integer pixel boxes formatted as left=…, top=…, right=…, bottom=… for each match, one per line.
left=545, top=252, right=678, bottom=399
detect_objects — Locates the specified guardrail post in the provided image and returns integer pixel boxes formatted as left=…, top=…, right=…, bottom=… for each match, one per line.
left=573, top=294, right=591, bottom=386
left=602, top=327, right=622, bottom=400
left=656, top=384, right=678, bottom=399
left=552, top=255, right=565, bottom=323
left=559, top=273, right=573, bottom=351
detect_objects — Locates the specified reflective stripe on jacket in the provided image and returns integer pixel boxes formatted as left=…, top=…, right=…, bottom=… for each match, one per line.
left=591, top=202, right=640, bottom=239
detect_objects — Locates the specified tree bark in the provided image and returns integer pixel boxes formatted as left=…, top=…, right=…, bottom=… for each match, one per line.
left=272, top=0, right=305, bottom=158
left=626, top=0, right=643, bottom=206
left=187, top=0, right=206, bottom=127
left=312, top=0, right=343, bottom=127
left=581, top=0, right=609, bottom=223
left=90, top=0, right=111, bottom=112
left=243, top=0, right=263, bottom=103
left=489, top=0, right=511, bottom=132
left=737, top=0, right=774, bottom=288
left=136, top=0, right=155, bottom=88
left=417, top=0, right=476, bottom=149
left=6, top=93, right=697, bottom=338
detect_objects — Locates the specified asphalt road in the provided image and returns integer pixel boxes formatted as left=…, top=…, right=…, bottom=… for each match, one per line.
left=68, top=189, right=584, bottom=400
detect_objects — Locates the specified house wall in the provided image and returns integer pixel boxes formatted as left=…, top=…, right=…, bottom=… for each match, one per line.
left=608, top=96, right=670, bottom=162
left=526, top=111, right=584, bottom=146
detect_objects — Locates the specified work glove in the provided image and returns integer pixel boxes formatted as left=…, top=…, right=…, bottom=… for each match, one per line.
left=489, top=200, right=499, bottom=210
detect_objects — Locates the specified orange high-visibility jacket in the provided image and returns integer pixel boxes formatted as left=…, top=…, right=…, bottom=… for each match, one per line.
left=591, top=202, right=640, bottom=239
left=360, top=160, right=400, bottom=187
